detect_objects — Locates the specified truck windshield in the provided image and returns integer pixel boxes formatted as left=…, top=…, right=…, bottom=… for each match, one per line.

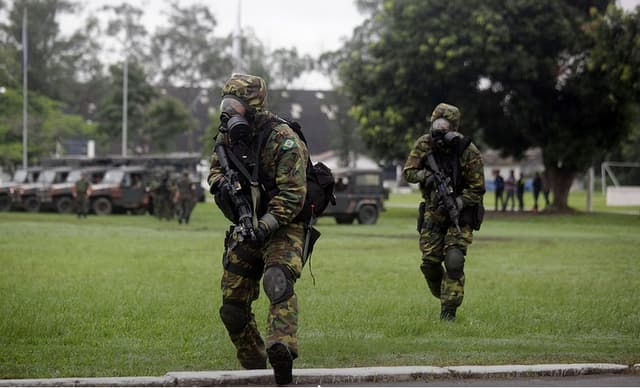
left=102, top=170, right=125, bottom=184
left=66, top=170, right=82, bottom=183
left=37, top=170, right=57, bottom=184
left=12, top=170, right=27, bottom=183
left=354, top=174, right=381, bottom=186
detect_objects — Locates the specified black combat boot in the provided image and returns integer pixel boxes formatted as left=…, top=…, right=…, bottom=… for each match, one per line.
left=267, top=343, right=293, bottom=385
left=440, top=305, right=457, bottom=321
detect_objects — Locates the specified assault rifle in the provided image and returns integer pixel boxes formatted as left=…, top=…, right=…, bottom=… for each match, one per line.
left=426, top=153, right=462, bottom=234
left=215, top=143, right=256, bottom=247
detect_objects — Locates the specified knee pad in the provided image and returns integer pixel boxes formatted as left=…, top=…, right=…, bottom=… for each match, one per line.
left=263, top=265, right=294, bottom=305
left=219, top=302, right=248, bottom=335
left=444, top=247, right=465, bottom=280
left=420, top=261, right=443, bottom=281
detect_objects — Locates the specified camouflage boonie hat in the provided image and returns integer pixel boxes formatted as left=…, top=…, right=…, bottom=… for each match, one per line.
left=221, top=73, right=267, bottom=112
left=429, top=103, right=461, bottom=131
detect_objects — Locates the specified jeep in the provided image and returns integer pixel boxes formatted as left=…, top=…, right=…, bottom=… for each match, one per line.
left=15, top=167, right=71, bottom=212
left=89, top=166, right=150, bottom=215
left=321, top=168, right=389, bottom=225
left=39, top=166, right=108, bottom=213
left=0, top=167, right=42, bottom=211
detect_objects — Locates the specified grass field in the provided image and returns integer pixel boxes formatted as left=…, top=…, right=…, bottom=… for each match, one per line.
left=0, top=192, right=639, bottom=379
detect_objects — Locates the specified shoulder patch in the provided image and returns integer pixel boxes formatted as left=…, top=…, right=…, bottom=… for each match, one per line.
left=281, top=138, right=297, bottom=151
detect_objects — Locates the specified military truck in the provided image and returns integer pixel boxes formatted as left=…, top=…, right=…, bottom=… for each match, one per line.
left=89, top=166, right=150, bottom=215
left=14, top=166, right=72, bottom=212
left=0, top=167, right=42, bottom=211
left=322, top=168, right=389, bottom=224
left=38, top=166, right=108, bottom=213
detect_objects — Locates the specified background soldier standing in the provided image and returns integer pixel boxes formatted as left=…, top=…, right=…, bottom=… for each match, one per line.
left=74, top=173, right=90, bottom=218
left=208, top=74, right=308, bottom=385
left=503, top=169, right=516, bottom=211
left=516, top=172, right=526, bottom=211
left=493, top=169, right=504, bottom=211
left=403, top=103, right=485, bottom=321
left=153, top=171, right=174, bottom=221
left=175, top=172, right=195, bottom=224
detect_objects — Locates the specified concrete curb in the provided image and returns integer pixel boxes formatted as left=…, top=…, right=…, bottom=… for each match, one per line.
left=0, top=363, right=632, bottom=387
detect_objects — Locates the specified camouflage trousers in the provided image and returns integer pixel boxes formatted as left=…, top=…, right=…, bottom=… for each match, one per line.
left=75, top=195, right=88, bottom=216
left=220, top=222, right=305, bottom=369
left=176, top=198, right=193, bottom=222
left=419, top=212, right=473, bottom=309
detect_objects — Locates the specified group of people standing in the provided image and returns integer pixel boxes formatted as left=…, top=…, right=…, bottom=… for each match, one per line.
left=493, top=169, right=551, bottom=212
left=152, top=171, right=197, bottom=224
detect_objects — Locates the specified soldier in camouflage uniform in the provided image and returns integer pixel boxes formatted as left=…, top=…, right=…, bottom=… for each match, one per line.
left=175, top=172, right=195, bottom=224
left=208, top=73, right=308, bottom=385
left=403, top=103, right=485, bottom=321
left=74, top=173, right=90, bottom=218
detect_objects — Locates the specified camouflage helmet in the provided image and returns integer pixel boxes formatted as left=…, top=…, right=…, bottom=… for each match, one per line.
left=221, top=73, right=267, bottom=112
left=429, top=103, right=461, bottom=131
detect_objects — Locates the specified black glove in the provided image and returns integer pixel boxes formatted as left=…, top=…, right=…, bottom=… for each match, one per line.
left=209, top=179, right=221, bottom=195
left=250, top=213, right=279, bottom=249
left=213, top=182, right=237, bottom=223
left=252, top=222, right=269, bottom=248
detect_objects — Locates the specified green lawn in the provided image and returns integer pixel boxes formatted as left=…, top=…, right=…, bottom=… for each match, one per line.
left=0, top=192, right=639, bottom=379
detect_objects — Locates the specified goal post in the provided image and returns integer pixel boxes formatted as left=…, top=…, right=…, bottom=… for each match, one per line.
left=600, top=162, right=640, bottom=206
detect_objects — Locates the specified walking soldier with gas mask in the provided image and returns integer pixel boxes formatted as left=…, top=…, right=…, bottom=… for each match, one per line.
left=208, top=74, right=309, bottom=385
left=403, top=103, right=485, bottom=321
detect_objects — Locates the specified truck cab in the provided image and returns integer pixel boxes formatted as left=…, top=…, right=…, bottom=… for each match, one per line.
left=322, top=168, right=389, bottom=224
left=0, top=167, right=42, bottom=211
left=39, top=166, right=108, bottom=213
left=16, top=167, right=71, bottom=212
left=89, top=166, right=150, bottom=215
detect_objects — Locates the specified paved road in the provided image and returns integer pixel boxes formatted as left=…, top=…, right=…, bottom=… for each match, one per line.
left=319, top=373, right=640, bottom=386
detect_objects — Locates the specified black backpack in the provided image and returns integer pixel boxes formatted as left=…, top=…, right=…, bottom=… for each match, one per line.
left=261, top=118, right=336, bottom=223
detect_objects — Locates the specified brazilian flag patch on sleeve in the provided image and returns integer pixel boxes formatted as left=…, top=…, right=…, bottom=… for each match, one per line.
left=281, top=138, right=297, bottom=151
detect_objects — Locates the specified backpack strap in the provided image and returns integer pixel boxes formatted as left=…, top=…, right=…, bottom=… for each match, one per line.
left=456, top=136, right=473, bottom=157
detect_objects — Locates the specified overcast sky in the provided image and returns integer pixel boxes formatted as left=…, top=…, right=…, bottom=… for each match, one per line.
left=58, top=0, right=365, bottom=89
left=61, top=0, right=640, bottom=89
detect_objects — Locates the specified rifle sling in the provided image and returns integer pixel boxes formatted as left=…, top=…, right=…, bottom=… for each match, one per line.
left=225, top=132, right=269, bottom=229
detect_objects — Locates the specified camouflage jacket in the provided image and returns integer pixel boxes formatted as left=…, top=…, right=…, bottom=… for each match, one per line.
left=208, top=111, right=308, bottom=226
left=403, top=133, right=485, bottom=210
left=75, top=178, right=89, bottom=196
left=176, top=176, right=194, bottom=199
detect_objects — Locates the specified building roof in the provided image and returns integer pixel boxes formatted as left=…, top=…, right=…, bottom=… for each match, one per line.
left=168, top=87, right=353, bottom=155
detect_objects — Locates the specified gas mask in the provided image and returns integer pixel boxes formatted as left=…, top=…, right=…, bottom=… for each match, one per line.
left=431, top=118, right=463, bottom=151
left=219, top=96, right=253, bottom=144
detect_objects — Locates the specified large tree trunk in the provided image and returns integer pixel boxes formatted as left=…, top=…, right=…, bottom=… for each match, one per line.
left=547, top=166, right=577, bottom=212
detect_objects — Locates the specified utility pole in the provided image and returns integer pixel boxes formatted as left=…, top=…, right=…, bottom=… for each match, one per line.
left=22, top=6, right=28, bottom=169
left=232, top=0, right=243, bottom=73
left=122, top=16, right=130, bottom=157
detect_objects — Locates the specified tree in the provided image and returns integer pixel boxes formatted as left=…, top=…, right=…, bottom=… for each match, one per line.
left=2, top=0, right=82, bottom=101
left=150, top=1, right=231, bottom=88
left=478, top=2, right=640, bottom=210
left=0, top=87, right=95, bottom=167
left=143, top=95, right=193, bottom=153
left=95, top=63, right=157, bottom=154
left=101, top=3, right=150, bottom=65
left=267, top=47, right=313, bottom=89
left=332, top=0, right=640, bottom=210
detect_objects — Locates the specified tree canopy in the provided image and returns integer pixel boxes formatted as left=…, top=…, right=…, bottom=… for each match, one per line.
left=332, top=0, right=640, bottom=210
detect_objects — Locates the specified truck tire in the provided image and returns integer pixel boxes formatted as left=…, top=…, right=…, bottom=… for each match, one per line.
left=357, top=205, right=378, bottom=225
left=92, top=197, right=113, bottom=215
left=0, top=195, right=10, bottom=211
left=55, top=197, right=73, bottom=213
left=335, top=215, right=354, bottom=224
left=23, top=196, right=40, bottom=212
